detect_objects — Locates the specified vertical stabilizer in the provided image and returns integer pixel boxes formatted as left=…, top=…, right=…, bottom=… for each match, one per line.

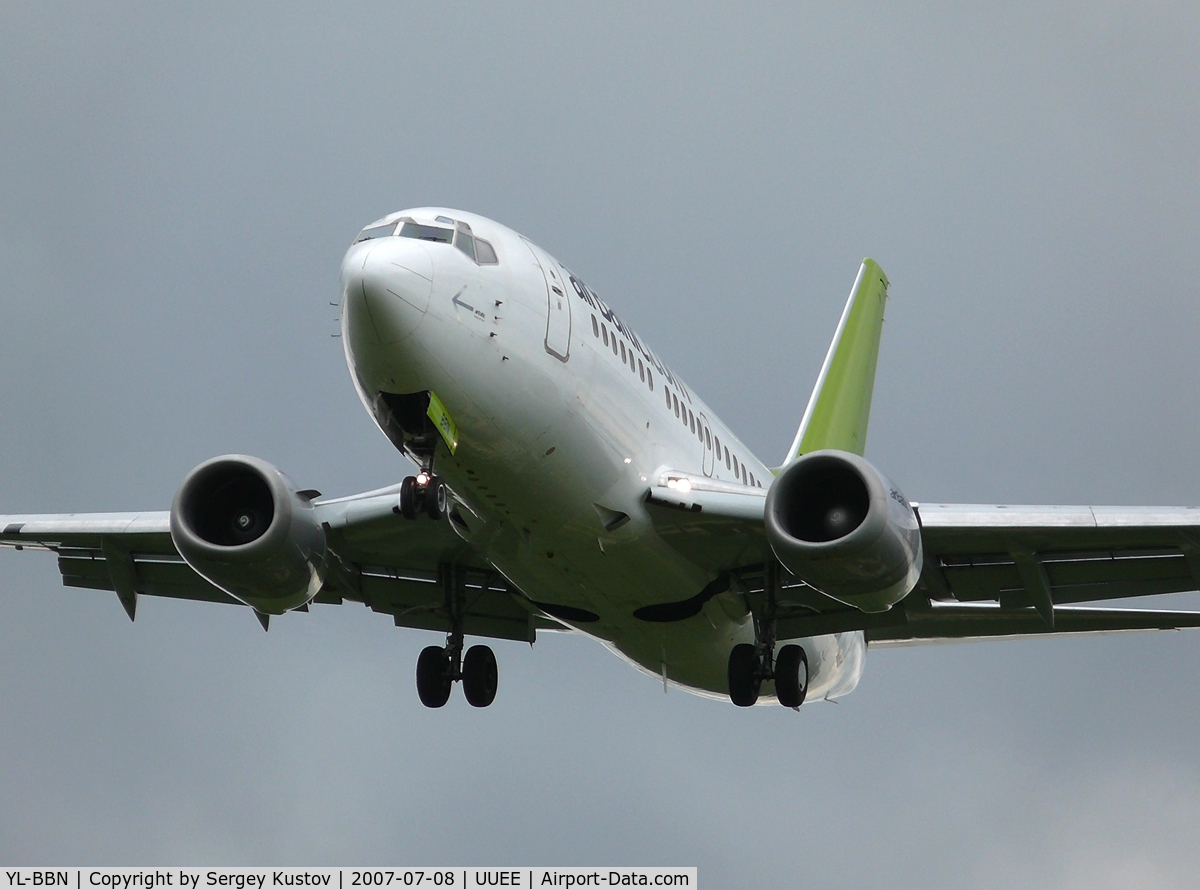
left=782, top=259, right=889, bottom=464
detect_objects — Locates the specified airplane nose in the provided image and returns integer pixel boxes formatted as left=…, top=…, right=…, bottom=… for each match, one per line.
left=343, top=240, right=433, bottom=346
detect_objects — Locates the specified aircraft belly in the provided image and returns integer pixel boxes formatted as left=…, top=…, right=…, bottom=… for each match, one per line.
left=596, top=618, right=863, bottom=701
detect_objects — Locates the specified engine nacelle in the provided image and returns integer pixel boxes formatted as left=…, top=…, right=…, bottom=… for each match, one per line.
left=764, top=450, right=922, bottom=612
left=169, top=454, right=326, bottom=615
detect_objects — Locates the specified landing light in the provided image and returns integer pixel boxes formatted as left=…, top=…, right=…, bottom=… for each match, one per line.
left=666, top=477, right=692, bottom=493
left=416, top=472, right=430, bottom=486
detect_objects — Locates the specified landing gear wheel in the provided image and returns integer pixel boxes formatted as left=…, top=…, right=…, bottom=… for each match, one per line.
left=462, top=645, right=498, bottom=708
left=424, top=475, right=446, bottom=520
left=399, top=476, right=419, bottom=520
left=727, top=642, right=761, bottom=707
left=416, top=645, right=452, bottom=708
left=774, top=644, right=808, bottom=708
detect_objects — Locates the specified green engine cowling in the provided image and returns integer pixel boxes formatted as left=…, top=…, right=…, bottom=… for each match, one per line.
left=169, top=454, right=326, bottom=615
left=764, top=449, right=922, bottom=612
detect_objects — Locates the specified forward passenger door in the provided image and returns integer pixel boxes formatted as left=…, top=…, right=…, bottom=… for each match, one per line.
left=521, top=237, right=572, bottom=362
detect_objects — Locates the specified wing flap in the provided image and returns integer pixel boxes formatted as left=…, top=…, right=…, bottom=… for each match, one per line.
left=359, top=568, right=537, bottom=643
left=866, top=603, right=1200, bottom=646
left=56, top=551, right=240, bottom=605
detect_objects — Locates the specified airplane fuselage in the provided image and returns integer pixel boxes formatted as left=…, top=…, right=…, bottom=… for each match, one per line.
left=341, top=208, right=864, bottom=702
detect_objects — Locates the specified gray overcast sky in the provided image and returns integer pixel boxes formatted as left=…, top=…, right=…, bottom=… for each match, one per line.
left=3, top=3, right=1200, bottom=885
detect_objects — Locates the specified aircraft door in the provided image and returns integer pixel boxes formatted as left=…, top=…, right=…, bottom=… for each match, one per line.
left=521, top=237, right=571, bottom=362
left=700, top=413, right=715, bottom=476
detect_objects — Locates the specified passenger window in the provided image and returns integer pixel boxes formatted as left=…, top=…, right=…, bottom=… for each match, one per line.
left=647, top=369, right=654, bottom=391
left=733, top=455, right=739, bottom=476
left=705, top=428, right=711, bottom=449
left=714, top=436, right=721, bottom=454
left=665, top=388, right=672, bottom=409
left=638, top=359, right=645, bottom=382
left=474, top=238, right=499, bottom=264
left=725, top=447, right=730, bottom=469
left=620, top=341, right=626, bottom=362
left=742, top=465, right=748, bottom=485
left=673, top=393, right=680, bottom=417
left=455, top=231, right=477, bottom=261
left=592, top=315, right=599, bottom=337
left=689, top=410, right=695, bottom=434
left=749, top=471, right=755, bottom=486
left=603, top=325, right=609, bottom=346
left=612, top=337, right=618, bottom=357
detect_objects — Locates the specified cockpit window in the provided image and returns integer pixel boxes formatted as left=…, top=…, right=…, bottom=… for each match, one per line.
left=398, top=222, right=454, bottom=243
left=455, top=230, right=477, bottom=261
left=475, top=238, right=498, bottom=264
left=452, top=222, right=499, bottom=265
left=355, top=222, right=398, bottom=242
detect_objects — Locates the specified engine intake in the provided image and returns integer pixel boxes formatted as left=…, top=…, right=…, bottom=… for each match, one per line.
left=170, top=455, right=326, bottom=614
left=764, top=450, right=922, bottom=612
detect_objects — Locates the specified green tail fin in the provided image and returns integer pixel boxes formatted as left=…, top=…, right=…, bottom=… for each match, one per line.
left=783, top=258, right=889, bottom=462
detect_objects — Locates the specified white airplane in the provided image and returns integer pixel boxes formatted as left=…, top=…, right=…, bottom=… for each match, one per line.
left=5, top=207, right=1200, bottom=709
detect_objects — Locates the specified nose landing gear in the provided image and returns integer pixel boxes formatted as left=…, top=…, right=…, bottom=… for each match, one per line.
left=398, top=471, right=446, bottom=520
left=726, top=561, right=808, bottom=709
left=414, top=563, right=499, bottom=708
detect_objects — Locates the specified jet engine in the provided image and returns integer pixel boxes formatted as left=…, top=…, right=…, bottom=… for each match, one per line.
left=763, top=450, right=922, bottom=612
left=169, top=454, right=326, bottom=615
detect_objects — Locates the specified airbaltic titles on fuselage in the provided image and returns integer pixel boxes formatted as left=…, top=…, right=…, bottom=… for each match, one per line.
left=565, top=271, right=689, bottom=403
left=565, top=261, right=762, bottom=488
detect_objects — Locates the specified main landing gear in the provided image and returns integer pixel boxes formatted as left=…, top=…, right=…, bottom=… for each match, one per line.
left=415, top=564, right=499, bottom=708
left=727, top=561, right=809, bottom=709
left=416, top=643, right=498, bottom=708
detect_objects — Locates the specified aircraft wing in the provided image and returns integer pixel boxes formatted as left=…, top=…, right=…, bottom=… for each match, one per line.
left=644, top=480, right=1200, bottom=642
left=0, top=486, right=542, bottom=642
left=878, top=502, right=1200, bottom=644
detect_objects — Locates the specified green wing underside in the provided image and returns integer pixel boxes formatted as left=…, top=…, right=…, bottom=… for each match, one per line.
left=644, top=483, right=1200, bottom=643
left=0, top=490, right=551, bottom=643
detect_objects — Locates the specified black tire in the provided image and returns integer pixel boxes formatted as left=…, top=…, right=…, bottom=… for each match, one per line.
left=727, top=642, right=760, bottom=707
left=399, top=476, right=419, bottom=520
left=416, top=645, right=452, bottom=708
left=462, top=645, right=498, bottom=708
left=424, top=475, right=445, bottom=520
left=774, top=644, right=808, bottom=708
